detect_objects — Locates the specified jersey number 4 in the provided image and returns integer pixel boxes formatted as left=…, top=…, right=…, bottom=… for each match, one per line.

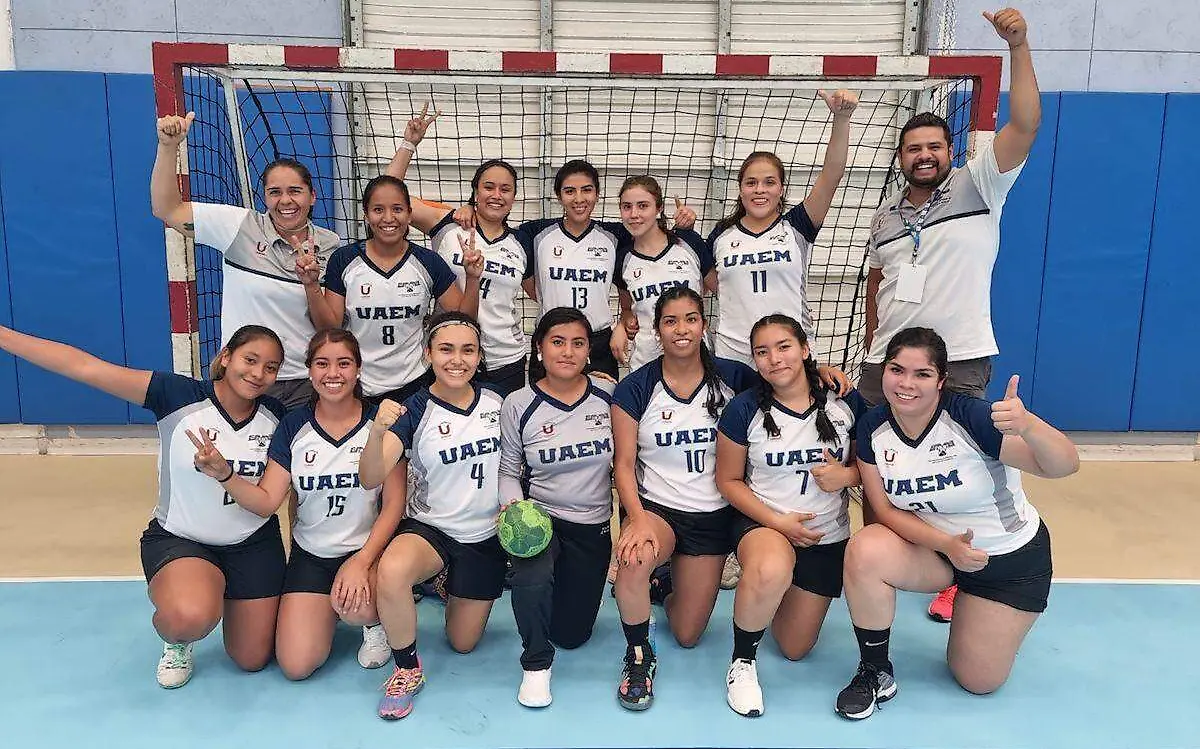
left=470, top=462, right=486, bottom=490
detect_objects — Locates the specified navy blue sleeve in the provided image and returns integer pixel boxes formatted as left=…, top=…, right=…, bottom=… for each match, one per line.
left=413, top=244, right=457, bottom=298
left=389, top=389, right=430, bottom=450
left=854, top=405, right=890, bottom=464
left=705, top=224, right=725, bottom=258
left=268, top=408, right=310, bottom=472
left=842, top=388, right=870, bottom=422
left=944, top=392, right=1004, bottom=459
left=717, top=389, right=757, bottom=446
left=427, top=209, right=457, bottom=239
left=612, top=245, right=631, bottom=290
left=142, top=372, right=206, bottom=420
left=513, top=226, right=536, bottom=280
left=322, top=243, right=358, bottom=296
left=677, top=228, right=715, bottom=275
left=601, top=220, right=632, bottom=247
left=612, top=362, right=655, bottom=421
left=715, top=357, right=760, bottom=395
left=785, top=203, right=819, bottom=243
left=259, top=396, right=287, bottom=422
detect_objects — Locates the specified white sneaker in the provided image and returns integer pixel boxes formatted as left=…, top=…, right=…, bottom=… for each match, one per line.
left=518, top=668, right=553, bottom=708
left=720, top=553, right=742, bottom=590
left=156, top=642, right=194, bottom=689
left=726, top=658, right=764, bottom=717
left=358, top=624, right=391, bottom=669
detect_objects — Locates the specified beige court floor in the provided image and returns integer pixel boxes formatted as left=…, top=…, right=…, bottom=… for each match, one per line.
left=0, top=454, right=1197, bottom=579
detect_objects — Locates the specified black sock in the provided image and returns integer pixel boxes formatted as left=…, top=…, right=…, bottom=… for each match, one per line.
left=392, top=642, right=418, bottom=670
left=622, top=619, right=651, bottom=652
left=853, top=625, right=892, bottom=673
left=732, top=623, right=765, bottom=662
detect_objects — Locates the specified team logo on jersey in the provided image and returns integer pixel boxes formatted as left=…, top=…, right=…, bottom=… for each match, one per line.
left=553, top=246, right=564, bottom=257
left=480, top=409, right=500, bottom=425
left=541, top=422, right=555, bottom=436
left=929, top=440, right=956, bottom=460
left=202, top=428, right=218, bottom=442
left=584, top=412, right=610, bottom=430
left=730, top=240, right=741, bottom=249
left=770, top=232, right=787, bottom=244
left=631, top=268, right=643, bottom=279
left=586, top=246, right=607, bottom=259
left=667, top=259, right=689, bottom=271
left=360, top=283, right=372, bottom=296
left=395, top=280, right=422, bottom=296
left=248, top=433, right=271, bottom=448
left=304, top=450, right=318, bottom=465
left=255, top=242, right=269, bottom=255
left=438, top=422, right=452, bottom=436
left=882, top=449, right=896, bottom=464
left=661, top=409, right=674, bottom=421
left=350, top=446, right=364, bottom=454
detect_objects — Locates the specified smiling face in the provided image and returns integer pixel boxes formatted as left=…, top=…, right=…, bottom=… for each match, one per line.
left=473, top=165, right=516, bottom=225
left=738, top=156, right=786, bottom=224
left=364, top=181, right=411, bottom=247
left=882, top=345, right=946, bottom=417
left=427, top=324, right=482, bottom=388
left=308, top=340, right=360, bottom=405
left=899, top=126, right=953, bottom=190
left=557, top=173, right=598, bottom=226
left=218, top=336, right=283, bottom=400
left=751, top=323, right=809, bottom=392
left=262, top=165, right=316, bottom=234
left=655, top=295, right=706, bottom=362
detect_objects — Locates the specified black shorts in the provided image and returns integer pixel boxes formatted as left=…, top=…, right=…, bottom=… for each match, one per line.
left=139, top=514, right=286, bottom=600
left=731, top=513, right=847, bottom=598
left=641, top=499, right=734, bottom=557
left=283, top=542, right=353, bottom=595
left=364, top=370, right=433, bottom=409
left=474, top=356, right=527, bottom=399
left=941, top=520, right=1052, bottom=613
left=397, top=518, right=507, bottom=601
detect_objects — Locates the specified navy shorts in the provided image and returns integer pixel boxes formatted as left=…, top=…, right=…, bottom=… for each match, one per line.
left=731, top=512, right=847, bottom=598
left=282, top=542, right=353, bottom=595
left=139, top=514, right=286, bottom=600
left=640, top=499, right=734, bottom=557
left=940, top=520, right=1053, bottom=613
left=396, top=518, right=507, bottom=601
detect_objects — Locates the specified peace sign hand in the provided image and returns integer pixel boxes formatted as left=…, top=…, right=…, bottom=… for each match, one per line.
left=818, top=89, right=859, bottom=119
left=459, top=230, right=484, bottom=280
left=157, top=112, right=196, bottom=147
left=984, top=8, right=1028, bottom=48
left=186, top=428, right=233, bottom=481
left=404, top=102, right=441, bottom=146
left=294, top=237, right=321, bottom=286
left=672, top=197, right=697, bottom=230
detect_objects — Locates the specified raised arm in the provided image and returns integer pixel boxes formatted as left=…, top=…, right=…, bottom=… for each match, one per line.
left=151, top=112, right=196, bottom=236
left=992, top=375, right=1079, bottom=478
left=360, top=400, right=408, bottom=489
left=0, top=324, right=152, bottom=406
left=987, top=8, right=1041, bottom=172
left=802, top=89, right=859, bottom=227
left=384, top=105, right=450, bottom=234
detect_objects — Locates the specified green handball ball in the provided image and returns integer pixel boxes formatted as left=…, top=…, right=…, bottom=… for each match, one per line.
left=498, top=500, right=553, bottom=558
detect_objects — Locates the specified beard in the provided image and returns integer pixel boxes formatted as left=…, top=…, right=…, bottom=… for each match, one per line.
left=903, top=161, right=951, bottom=189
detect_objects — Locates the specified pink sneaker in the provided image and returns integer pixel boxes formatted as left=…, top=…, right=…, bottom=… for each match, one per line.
left=927, top=585, right=957, bottom=623
left=378, top=660, right=425, bottom=720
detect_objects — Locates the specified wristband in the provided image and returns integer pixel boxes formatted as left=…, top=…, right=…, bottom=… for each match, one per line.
left=399, top=139, right=417, bottom=153
left=218, top=465, right=235, bottom=483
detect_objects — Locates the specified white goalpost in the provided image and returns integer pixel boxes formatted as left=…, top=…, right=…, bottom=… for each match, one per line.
left=151, top=42, right=1000, bottom=379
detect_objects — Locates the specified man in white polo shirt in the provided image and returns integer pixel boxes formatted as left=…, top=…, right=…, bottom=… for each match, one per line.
left=858, top=7, right=1041, bottom=623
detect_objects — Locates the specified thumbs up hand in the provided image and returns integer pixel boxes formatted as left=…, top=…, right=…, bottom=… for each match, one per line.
left=991, top=374, right=1032, bottom=436
left=671, top=197, right=697, bottom=231
left=944, top=528, right=989, bottom=572
left=811, top=447, right=854, bottom=492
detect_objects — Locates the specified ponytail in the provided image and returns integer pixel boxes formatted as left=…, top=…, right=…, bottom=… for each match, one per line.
left=757, top=377, right=781, bottom=439
left=698, top=342, right=727, bottom=421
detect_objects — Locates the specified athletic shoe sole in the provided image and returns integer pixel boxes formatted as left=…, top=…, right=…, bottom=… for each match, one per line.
left=379, top=680, right=424, bottom=720
left=836, top=680, right=898, bottom=720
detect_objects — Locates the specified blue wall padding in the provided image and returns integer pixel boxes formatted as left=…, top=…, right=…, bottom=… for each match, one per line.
left=0, top=138, right=19, bottom=424
left=1130, top=94, right=1200, bottom=430
left=1032, top=93, right=1166, bottom=431
left=106, top=73, right=173, bottom=424
left=988, top=93, right=1060, bottom=404
left=0, top=72, right=129, bottom=424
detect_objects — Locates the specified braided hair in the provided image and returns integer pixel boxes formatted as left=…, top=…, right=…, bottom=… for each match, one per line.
left=749, top=314, right=838, bottom=444
left=653, top=286, right=725, bottom=420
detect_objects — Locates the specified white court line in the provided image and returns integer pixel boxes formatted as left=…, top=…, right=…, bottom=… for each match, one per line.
left=0, top=575, right=1196, bottom=585
left=0, top=575, right=143, bottom=583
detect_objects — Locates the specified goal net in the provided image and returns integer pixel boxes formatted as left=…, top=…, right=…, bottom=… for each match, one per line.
left=152, top=44, right=1000, bottom=379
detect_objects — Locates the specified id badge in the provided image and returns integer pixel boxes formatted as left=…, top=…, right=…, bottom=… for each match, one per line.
left=896, top=264, right=927, bottom=304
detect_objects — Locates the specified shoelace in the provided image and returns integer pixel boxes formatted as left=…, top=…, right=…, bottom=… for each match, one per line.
left=849, top=663, right=882, bottom=696
left=363, top=625, right=388, bottom=647
left=382, top=667, right=421, bottom=697
left=623, top=651, right=655, bottom=692
left=162, top=644, right=191, bottom=669
left=728, top=659, right=757, bottom=684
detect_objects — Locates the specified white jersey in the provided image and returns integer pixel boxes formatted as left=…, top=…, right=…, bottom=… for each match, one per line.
left=718, top=387, right=868, bottom=544
left=269, top=405, right=381, bottom=558
left=613, top=357, right=758, bottom=513
left=866, top=140, right=1025, bottom=363
left=614, top=228, right=714, bottom=371
left=389, top=385, right=504, bottom=543
left=144, top=372, right=285, bottom=545
left=522, top=218, right=624, bottom=331
left=857, top=392, right=1040, bottom=555
left=323, top=241, right=456, bottom=395
left=499, top=375, right=616, bottom=525
left=193, top=204, right=341, bottom=380
left=428, top=213, right=531, bottom=369
left=708, top=204, right=819, bottom=366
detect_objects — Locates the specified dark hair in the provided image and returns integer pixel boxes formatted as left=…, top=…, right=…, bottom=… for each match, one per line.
left=531, top=307, right=593, bottom=364
left=619, top=175, right=676, bottom=245
left=361, top=175, right=412, bottom=241
left=468, top=159, right=519, bottom=218
left=554, top=159, right=600, bottom=196
left=423, top=310, right=485, bottom=372
left=653, top=286, right=724, bottom=420
left=898, top=113, right=953, bottom=153
left=305, top=328, right=365, bottom=402
left=713, top=151, right=787, bottom=236
left=749, top=314, right=838, bottom=444
left=211, top=325, right=284, bottom=382
left=261, top=158, right=317, bottom=220
left=883, top=327, right=949, bottom=381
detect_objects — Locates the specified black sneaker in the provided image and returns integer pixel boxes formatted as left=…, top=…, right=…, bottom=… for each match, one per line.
left=835, top=662, right=898, bottom=720
left=617, top=645, right=657, bottom=711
